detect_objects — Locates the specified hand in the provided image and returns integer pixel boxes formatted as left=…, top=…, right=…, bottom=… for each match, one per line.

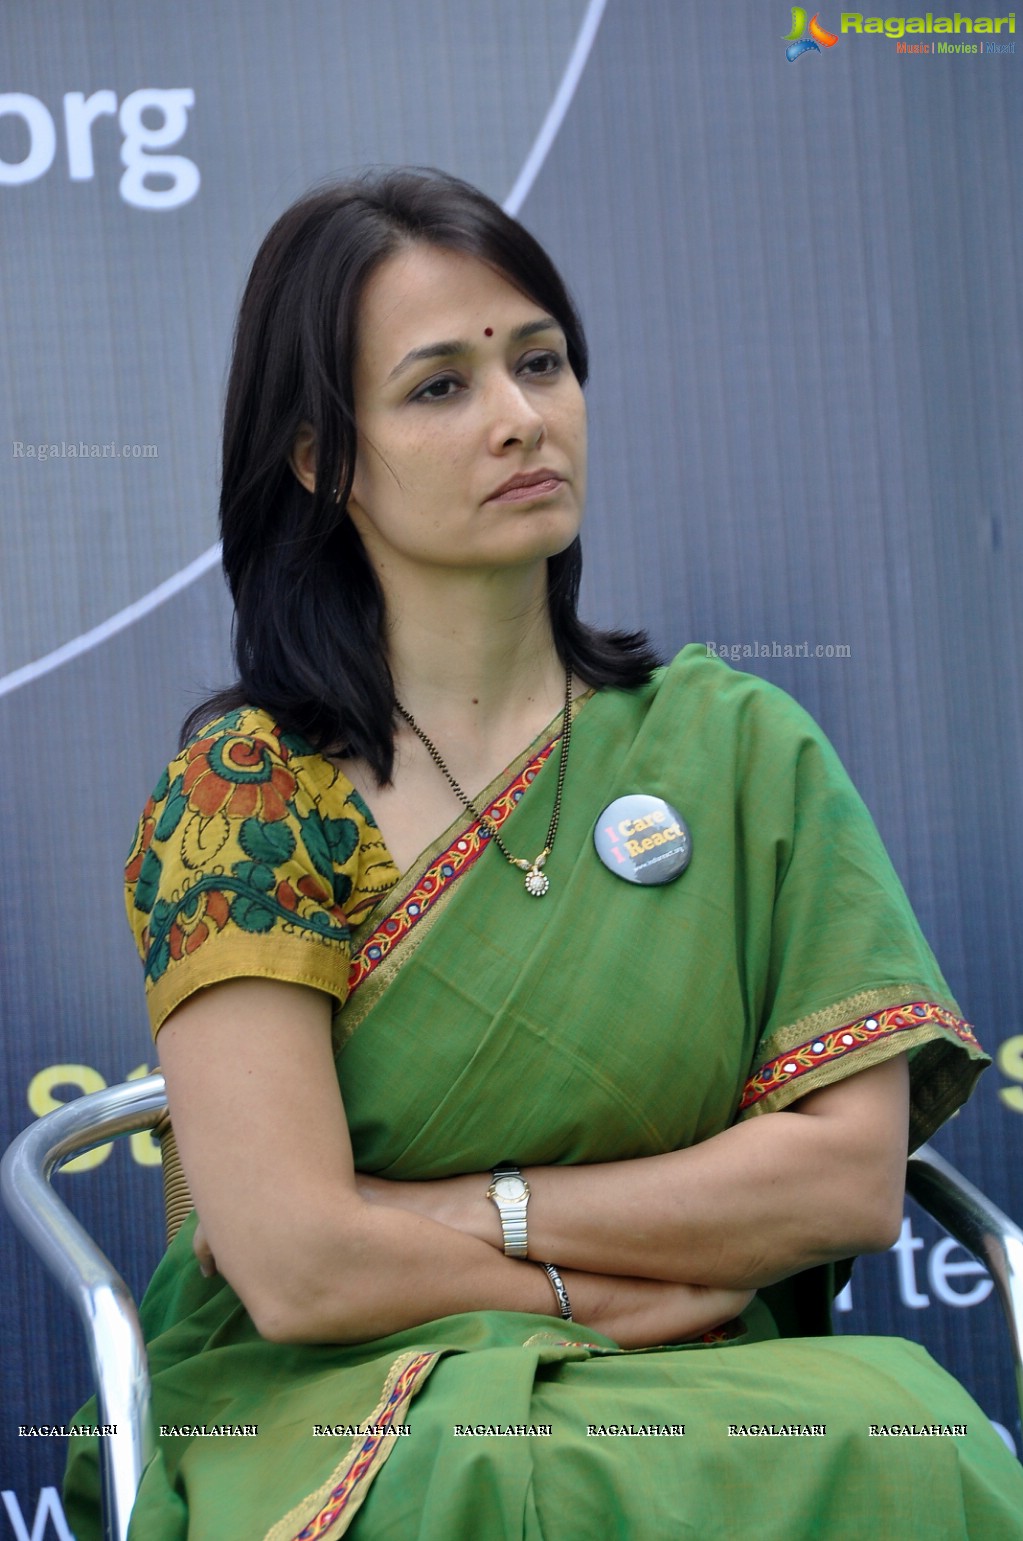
left=566, top=1271, right=755, bottom=1350
left=195, top=1176, right=750, bottom=1342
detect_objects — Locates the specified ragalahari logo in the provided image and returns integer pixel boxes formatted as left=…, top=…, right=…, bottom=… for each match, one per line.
left=785, top=9, right=840, bottom=58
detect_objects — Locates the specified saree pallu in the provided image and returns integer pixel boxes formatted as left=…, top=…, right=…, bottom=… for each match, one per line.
left=64, top=647, right=1023, bottom=1538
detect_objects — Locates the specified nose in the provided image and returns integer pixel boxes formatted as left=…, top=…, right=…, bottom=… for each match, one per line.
left=484, top=369, right=545, bottom=454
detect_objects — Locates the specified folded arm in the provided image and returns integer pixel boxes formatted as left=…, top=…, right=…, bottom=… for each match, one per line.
left=160, top=977, right=751, bottom=1346
left=360, top=1055, right=911, bottom=1290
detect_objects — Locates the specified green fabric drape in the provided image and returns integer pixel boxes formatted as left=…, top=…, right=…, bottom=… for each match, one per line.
left=65, top=649, right=1023, bottom=1539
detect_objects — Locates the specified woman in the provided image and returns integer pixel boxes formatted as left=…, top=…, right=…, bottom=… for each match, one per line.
left=65, top=169, right=1023, bottom=1538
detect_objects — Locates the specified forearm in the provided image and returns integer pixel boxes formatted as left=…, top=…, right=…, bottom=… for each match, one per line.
left=244, top=1198, right=748, bottom=1348
left=372, top=1060, right=909, bottom=1290
left=521, top=1111, right=899, bottom=1288
left=244, top=1197, right=547, bottom=1342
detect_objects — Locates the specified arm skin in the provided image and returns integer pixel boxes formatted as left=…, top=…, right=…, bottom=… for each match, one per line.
left=356, top=1055, right=911, bottom=1291
left=161, top=978, right=751, bottom=1347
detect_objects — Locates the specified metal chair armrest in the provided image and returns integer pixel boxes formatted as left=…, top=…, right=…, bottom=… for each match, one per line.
left=907, top=1142, right=1023, bottom=1430
left=0, top=1073, right=168, bottom=1541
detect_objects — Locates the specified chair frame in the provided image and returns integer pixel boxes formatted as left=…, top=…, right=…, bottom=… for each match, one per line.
left=3, top=1073, right=1023, bottom=1541
left=2, top=1074, right=166, bottom=1541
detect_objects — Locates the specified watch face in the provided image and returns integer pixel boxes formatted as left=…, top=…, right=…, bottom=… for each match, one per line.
left=493, top=1176, right=528, bottom=1203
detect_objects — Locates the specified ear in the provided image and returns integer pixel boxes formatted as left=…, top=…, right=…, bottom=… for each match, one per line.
left=289, top=423, right=318, bottom=494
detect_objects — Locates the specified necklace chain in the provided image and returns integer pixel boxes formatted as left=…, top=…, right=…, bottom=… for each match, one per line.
left=395, top=670, right=573, bottom=897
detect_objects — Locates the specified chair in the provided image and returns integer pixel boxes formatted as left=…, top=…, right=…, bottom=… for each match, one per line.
left=2, top=1075, right=170, bottom=1541
left=4, top=1075, right=1023, bottom=1541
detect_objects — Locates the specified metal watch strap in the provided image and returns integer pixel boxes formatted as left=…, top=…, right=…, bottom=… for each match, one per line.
left=487, top=1162, right=530, bottom=1258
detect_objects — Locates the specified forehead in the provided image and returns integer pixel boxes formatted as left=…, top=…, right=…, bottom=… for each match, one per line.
left=355, top=245, right=547, bottom=376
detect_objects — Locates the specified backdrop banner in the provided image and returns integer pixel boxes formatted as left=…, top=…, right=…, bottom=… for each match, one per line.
left=2, top=3, right=1020, bottom=1530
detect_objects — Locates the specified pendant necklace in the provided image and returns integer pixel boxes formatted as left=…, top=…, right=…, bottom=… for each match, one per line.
left=395, top=670, right=573, bottom=898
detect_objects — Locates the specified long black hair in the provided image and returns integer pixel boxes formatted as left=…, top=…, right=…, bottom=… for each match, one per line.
left=185, top=168, right=660, bottom=781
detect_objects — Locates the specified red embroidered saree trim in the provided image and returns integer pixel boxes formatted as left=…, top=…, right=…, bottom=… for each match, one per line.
left=739, top=1001, right=978, bottom=1111
left=271, top=1350, right=437, bottom=1541
left=346, top=739, right=560, bottom=998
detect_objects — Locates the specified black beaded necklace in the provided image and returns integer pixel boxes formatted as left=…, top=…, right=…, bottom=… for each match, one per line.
left=395, top=670, right=573, bottom=897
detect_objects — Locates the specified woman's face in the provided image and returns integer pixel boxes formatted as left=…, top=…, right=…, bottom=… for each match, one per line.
left=343, top=243, right=587, bottom=585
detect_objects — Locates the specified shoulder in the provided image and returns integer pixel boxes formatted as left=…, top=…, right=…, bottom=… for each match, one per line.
left=649, top=644, right=827, bottom=755
left=620, top=646, right=869, bottom=839
left=172, top=706, right=323, bottom=799
left=124, top=710, right=390, bottom=1030
left=585, top=644, right=833, bottom=779
left=152, top=707, right=372, bottom=831
left=128, top=707, right=389, bottom=916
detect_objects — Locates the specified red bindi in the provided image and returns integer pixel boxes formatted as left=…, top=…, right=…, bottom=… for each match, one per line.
left=484, top=327, right=493, bottom=336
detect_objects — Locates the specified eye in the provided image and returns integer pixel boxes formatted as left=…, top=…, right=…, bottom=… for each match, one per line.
left=518, top=349, right=563, bottom=379
left=410, top=374, right=464, bottom=404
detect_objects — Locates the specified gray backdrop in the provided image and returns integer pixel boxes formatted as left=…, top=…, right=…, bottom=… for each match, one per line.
left=2, top=3, right=1020, bottom=1532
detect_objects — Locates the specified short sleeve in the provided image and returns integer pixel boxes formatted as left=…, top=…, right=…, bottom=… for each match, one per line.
left=728, top=677, right=989, bottom=1149
left=125, top=709, right=395, bottom=1038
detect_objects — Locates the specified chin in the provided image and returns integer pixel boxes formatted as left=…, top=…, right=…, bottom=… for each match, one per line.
left=499, top=508, right=582, bottom=565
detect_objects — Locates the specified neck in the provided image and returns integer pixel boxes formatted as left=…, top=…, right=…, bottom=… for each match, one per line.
left=385, top=563, right=566, bottom=753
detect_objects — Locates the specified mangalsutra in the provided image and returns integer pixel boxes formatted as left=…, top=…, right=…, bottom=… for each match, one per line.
left=395, top=671, right=573, bottom=897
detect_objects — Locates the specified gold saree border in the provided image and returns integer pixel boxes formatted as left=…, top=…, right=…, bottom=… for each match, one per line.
left=520, top=1330, right=605, bottom=1350
left=263, top=1349, right=440, bottom=1541
left=738, top=992, right=982, bottom=1118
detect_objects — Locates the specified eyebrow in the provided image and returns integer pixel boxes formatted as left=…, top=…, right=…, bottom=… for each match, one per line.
left=384, top=316, right=562, bottom=384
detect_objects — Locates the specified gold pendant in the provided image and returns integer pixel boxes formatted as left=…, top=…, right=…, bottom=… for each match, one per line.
left=521, top=849, right=550, bottom=897
left=511, top=847, right=550, bottom=897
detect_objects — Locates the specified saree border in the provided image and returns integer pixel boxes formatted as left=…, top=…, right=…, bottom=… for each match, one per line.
left=331, top=743, right=554, bottom=1049
left=332, top=693, right=594, bottom=1049
left=263, top=1350, right=439, bottom=1541
left=739, top=998, right=979, bottom=1113
left=346, top=743, right=559, bottom=997
left=520, top=1331, right=607, bottom=1350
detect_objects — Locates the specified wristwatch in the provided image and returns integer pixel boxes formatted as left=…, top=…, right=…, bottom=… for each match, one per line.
left=486, top=1163, right=531, bottom=1257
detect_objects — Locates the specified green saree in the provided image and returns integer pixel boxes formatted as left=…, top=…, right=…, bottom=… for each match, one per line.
left=65, top=645, right=1023, bottom=1538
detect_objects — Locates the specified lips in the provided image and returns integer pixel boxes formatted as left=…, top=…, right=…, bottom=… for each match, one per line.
left=487, top=469, right=565, bottom=502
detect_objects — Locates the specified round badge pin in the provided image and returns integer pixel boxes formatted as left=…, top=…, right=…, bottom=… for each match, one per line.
left=594, top=795, right=692, bottom=885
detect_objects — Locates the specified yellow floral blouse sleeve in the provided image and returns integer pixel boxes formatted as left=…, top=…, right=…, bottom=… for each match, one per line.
left=125, top=708, right=397, bottom=1038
